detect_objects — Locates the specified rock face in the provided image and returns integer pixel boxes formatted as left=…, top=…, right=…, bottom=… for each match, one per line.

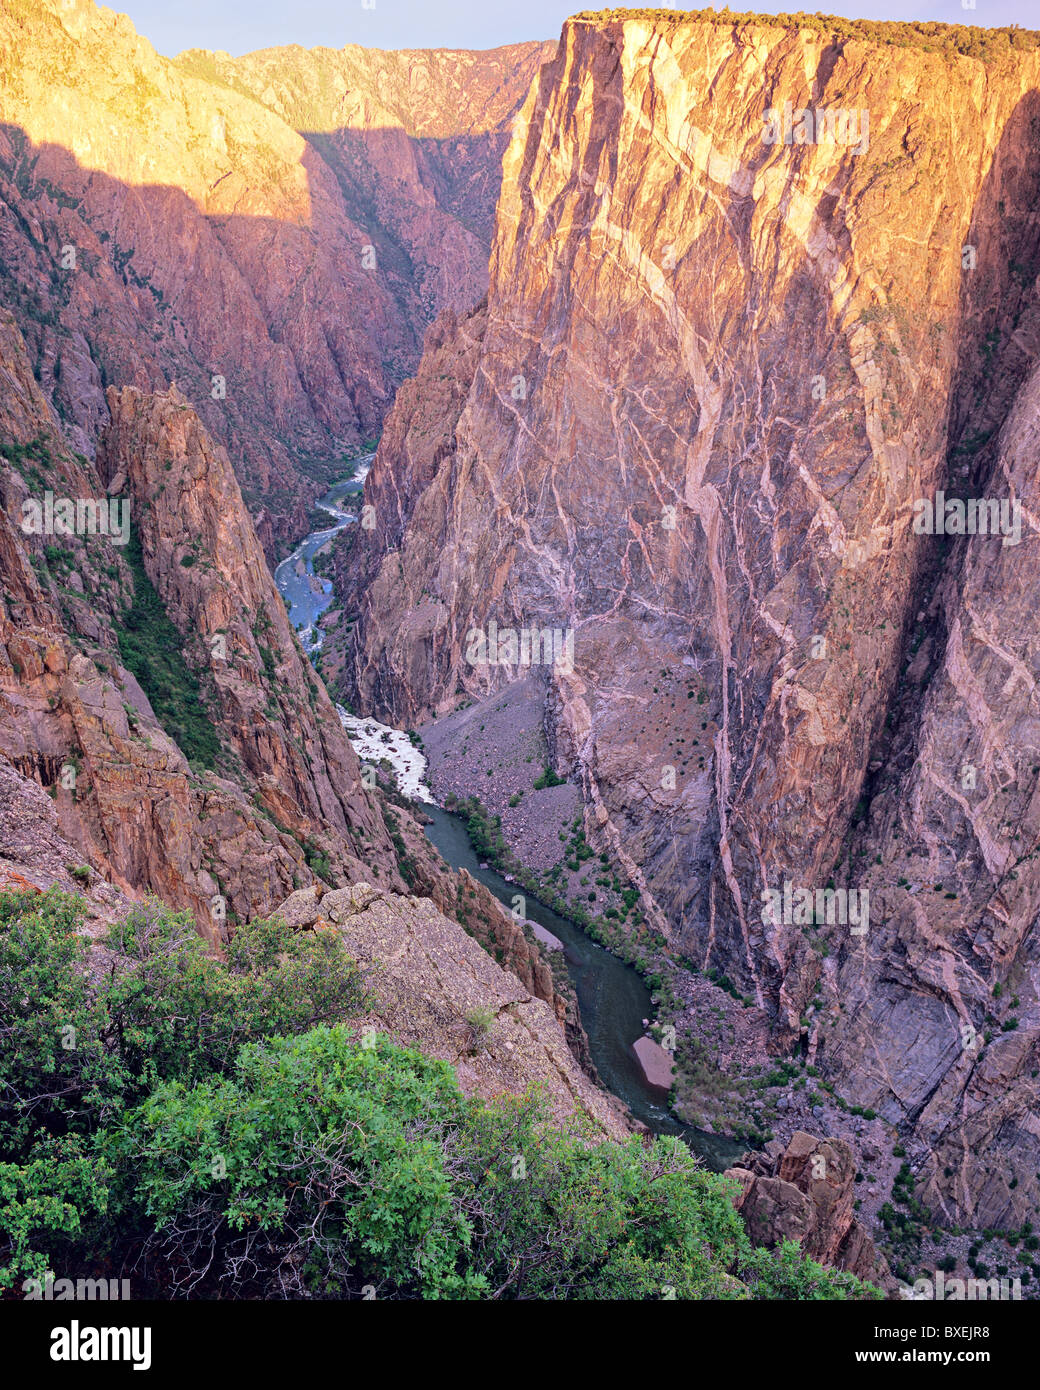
left=0, top=744, right=134, bottom=934
left=0, top=0, right=550, bottom=552
left=726, top=1131, right=889, bottom=1287
left=274, top=881, right=631, bottom=1138
left=342, top=13, right=1040, bottom=1226
left=97, top=382, right=390, bottom=865
left=0, top=296, right=581, bottom=1078
left=326, top=301, right=489, bottom=694
left=0, top=304, right=411, bottom=938
left=380, top=799, right=581, bottom=1046
left=833, top=352, right=1040, bottom=1230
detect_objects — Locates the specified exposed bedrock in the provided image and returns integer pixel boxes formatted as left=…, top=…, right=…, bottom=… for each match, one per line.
left=343, top=14, right=1040, bottom=1225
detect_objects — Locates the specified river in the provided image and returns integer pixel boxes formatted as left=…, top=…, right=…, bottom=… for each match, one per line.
left=422, top=804, right=742, bottom=1171
left=273, top=457, right=372, bottom=655
left=278, top=461, right=743, bottom=1171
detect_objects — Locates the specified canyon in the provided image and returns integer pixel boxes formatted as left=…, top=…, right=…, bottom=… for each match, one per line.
left=340, top=11, right=1040, bottom=1237
left=0, top=0, right=549, bottom=553
left=3, top=0, right=1040, bottom=1297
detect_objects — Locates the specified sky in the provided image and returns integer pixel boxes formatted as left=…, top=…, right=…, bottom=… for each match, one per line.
left=108, top=1, right=1040, bottom=57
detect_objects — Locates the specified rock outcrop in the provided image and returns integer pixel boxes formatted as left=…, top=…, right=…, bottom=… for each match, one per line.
left=0, top=747, right=134, bottom=933
left=0, top=296, right=581, bottom=1074
left=275, top=881, right=631, bottom=1138
left=726, top=1131, right=889, bottom=1287
left=342, top=12, right=1040, bottom=1227
left=0, top=305, right=408, bottom=937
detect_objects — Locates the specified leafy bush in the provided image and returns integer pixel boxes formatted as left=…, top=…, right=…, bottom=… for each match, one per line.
left=0, top=889, right=368, bottom=1289
left=0, top=890, right=881, bottom=1301
left=533, top=765, right=566, bottom=790
left=104, top=1026, right=880, bottom=1300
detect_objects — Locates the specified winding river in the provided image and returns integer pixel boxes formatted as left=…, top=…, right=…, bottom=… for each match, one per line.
left=422, top=805, right=742, bottom=1171
left=279, top=462, right=743, bottom=1172
left=274, top=457, right=372, bottom=655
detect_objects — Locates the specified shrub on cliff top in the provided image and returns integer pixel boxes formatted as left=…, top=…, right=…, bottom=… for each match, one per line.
left=0, top=890, right=880, bottom=1300
left=104, top=1025, right=882, bottom=1300
left=572, top=10, right=1040, bottom=61
left=0, top=888, right=368, bottom=1289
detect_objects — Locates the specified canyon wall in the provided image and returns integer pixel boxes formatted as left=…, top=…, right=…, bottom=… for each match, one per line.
left=0, top=304, right=404, bottom=936
left=0, top=2, right=604, bottom=1136
left=0, top=0, right=550, bottom=552
left=0, top=292, right=593, bottom=1113
left=343, top=12, right=1040, bottom=1226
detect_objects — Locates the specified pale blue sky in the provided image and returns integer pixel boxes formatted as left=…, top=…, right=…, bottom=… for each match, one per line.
left=110, top=1, right=1039, bottom=57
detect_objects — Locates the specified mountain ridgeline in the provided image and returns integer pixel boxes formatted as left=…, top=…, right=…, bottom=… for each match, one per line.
left=0, top=0, right=550, bottom=555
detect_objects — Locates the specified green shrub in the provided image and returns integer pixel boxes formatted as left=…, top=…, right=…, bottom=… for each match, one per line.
left=103, top=1027, right=880, bottom=1300
left=0, top=889, right=368, bottom=1288
left=117, top=528, right=221, bottom=770
left=0, top=890, right=882, bottom=1301
left=533, top=765, right=565, bottom=790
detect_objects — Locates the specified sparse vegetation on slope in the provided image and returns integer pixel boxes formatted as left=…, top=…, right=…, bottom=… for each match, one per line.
left=116, top=527, right=222, bottom=772
left=575, top=9, right=1040, bottom=60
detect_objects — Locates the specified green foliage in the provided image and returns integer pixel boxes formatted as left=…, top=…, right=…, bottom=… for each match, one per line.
left=0, top=891, right=881, bottom=1301
left=381, top=806, right=419, bottom=890
left=252, top=615, right=279, bottom=685
left=0, top=889, right=368, bottom=1288
left=106, top=1030, right=479, bottom=1298
left=449, top=793, right=511, bottom=870
left=0, top=433, right=54, bottom=471
left=116, top=527, right=222, bottom=770
left=104, top=1026, right=879, bottom=1300
left=735, top=1238, right=881, bottom=1299
left=0, top=888, right=108, bottom=1155
left=465, top=1006, right=495, bottom=1054
left=533, top=765, right=566, bottom=790
left=304, top=843, right=333, bottom=885
left=0, top=1136, right=111, bottom=1291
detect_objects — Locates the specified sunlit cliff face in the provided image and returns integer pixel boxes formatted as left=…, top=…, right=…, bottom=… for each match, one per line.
left=342, top=12, right=1040, bottom=1225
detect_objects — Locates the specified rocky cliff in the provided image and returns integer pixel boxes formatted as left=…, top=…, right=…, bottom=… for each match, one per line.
left=0, top=303, right=404, bottom=938
left=278, top=881, right=629, bottom=1138
left=726, top=1131, right=890, bottom=1286
left=342, top=11, right=1040, bottom=1229
left=0, top=287, right=589, bottom=1112
left=0, top=0, right=550, bottom=553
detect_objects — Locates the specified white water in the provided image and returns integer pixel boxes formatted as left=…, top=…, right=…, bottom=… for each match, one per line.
left=337, top=706, right=433, bottom=803
left=273, top=454, right=431, bottom=803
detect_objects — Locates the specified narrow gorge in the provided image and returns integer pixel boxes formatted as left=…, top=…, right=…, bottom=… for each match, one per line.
left=338, top=11, right=1040, bottom=1251
left=3, top=0, right=1040, bottom=1315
